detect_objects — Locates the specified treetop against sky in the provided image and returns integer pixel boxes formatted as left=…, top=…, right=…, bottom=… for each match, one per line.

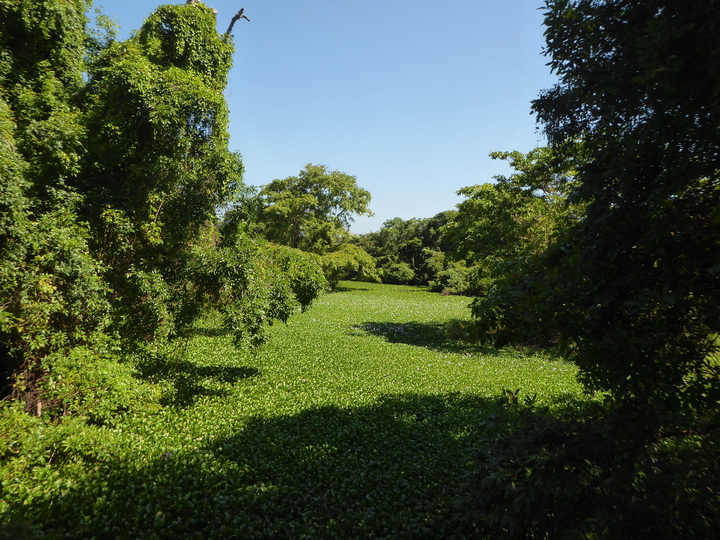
left=95, top=0, right=556, bottom=233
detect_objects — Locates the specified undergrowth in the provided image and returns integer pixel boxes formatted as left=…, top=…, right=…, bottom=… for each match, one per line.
left=3, top=282, right=715, bottom=538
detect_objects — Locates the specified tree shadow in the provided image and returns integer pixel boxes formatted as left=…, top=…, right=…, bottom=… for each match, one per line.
left=187, top=326, right=233, bottom=338
left=9, top=391, right=714, bottom=538
left=330, top=285, right=370, bottom=293
left=4, top=393, right=538, bottom=538
left=133, top=355, right=259, bottom=408
left=353, top=320, right=499, bottom=355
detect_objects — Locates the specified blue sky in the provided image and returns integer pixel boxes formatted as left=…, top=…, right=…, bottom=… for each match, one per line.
left=93, top=0, right=556, bottom=233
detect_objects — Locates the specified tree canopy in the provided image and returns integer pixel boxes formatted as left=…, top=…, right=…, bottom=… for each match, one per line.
left=532, top=0, right=720, bottom=411
left=258, top=164, right=372, bottom=252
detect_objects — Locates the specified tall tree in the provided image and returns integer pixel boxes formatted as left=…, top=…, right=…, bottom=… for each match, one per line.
left=78, top=2, right=243, bottom=343
left=258, top=164, right=372, bottom=252
left=533, top=0, right=720, bottom=410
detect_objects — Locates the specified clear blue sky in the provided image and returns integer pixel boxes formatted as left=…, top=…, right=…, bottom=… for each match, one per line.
left=93, top=0, right=556, bottom=233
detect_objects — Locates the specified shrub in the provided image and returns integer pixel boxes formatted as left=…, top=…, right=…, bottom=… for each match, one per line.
left=321, top=244, right=380, bottom=289
left=380, top=261, right=415, bottom=285
left=262, top=243, right=328, bottom=308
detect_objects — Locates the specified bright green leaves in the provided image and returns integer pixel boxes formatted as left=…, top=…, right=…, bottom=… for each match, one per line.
left=137, top=3, right=233, bottom=90
left=320, top=243, right=379, bottom=289
left=0, top=0, right=88, bottom=88
left=0, top=1, right=110, bottom=413
left=446, top=147, right=574, bottom=266
left=251, top=163, right=375, bottom=288
left=0, top=1, right=254, bottom=413
left=258, top=164, right=372, bottom=252
left=75, top=3, right=243, bottom=349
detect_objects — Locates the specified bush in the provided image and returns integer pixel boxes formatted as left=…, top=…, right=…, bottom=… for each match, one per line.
left=380, top=262, right=415, bottom=285
left=464, top=402, right=720, bottom=538
left=321, top=244, right=380, bottom=289
left=262, top=244, right=328, bottom=308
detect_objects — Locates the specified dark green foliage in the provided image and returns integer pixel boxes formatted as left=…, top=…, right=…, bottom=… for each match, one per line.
left=0, top=0, right=87, bottom=89
left=465, top=402, right=720, bottom=538
left=360, top=211, right=457, bottom=287
left=0, top=1, right=110, bottom=413
left=463, top=3, right=720, bottom=535
left=532, top=0, right=720, bottom=410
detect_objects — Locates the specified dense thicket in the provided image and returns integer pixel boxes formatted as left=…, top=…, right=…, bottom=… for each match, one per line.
left=465, top=1, right=720, bottom=535
left=443, top=147, right=580, bottom=344
left=357, top=212, right=457, bottom=288
left=0, top=1, right=325, bottom=416
left=533, top=0, right=720, bottom=412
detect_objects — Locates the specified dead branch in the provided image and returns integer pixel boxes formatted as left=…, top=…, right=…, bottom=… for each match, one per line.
left=224, top=7, right=250, bottom=39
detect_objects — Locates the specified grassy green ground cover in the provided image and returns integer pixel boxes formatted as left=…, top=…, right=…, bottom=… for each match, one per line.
left=1, top=282, right=589, bottom=538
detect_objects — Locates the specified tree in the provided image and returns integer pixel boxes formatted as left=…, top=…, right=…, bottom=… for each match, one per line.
left=360, top=212, right=457, bottom=286
left=77, top=2, right=243, bottom=344
left=532, top=0, right=720, bottom=410
left=446, top=148, right=574, bottom=265
left=440, top=147, right=576, bottom=312
left=0, top=0, right=111, bottom=411
left=258, top=164, right=372, bottom=252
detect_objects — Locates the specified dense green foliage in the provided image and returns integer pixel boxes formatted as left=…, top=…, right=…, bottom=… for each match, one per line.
left=453, top=2, right=720, bottom=535
left=531, top=0, right=720, bottom=411
left=0, top=1, right=324, bottom=414
left=319, top=243, right=379, bottom=289
left=3, top=0, right=719, bottom=536
left=357, top=211, right=457, bottom=288
left=0, top=0, right=112, bottom=411
left=257, top=163, right=372, bottom=252
left=235, top=163, right=379, bottom=288
left=1, top=282, right=587, bottom=537
left=443, top=147, right=579, bottom=345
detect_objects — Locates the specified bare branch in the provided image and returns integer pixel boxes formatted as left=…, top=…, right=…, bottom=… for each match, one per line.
left=224, top=7, right=250, bottom=39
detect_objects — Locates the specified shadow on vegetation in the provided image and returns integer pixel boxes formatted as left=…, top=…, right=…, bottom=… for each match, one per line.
left=2, top=393, right=499, bottom=537
left=354, top=320, right=498, bottom=356
left=133, top=355, right=259, bottom=408
left=330, top=285, right=370, bottom=293
left=4, top=392, right=719, bottom=538
left=187, top=326, right=234, bottom=338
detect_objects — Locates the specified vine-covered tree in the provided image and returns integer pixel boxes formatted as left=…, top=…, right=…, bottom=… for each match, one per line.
left=0, top=0, right=110, bottom=411
left=77, top=2, right=243, bottom=343
left=0, top=1, right=326, bottom=415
